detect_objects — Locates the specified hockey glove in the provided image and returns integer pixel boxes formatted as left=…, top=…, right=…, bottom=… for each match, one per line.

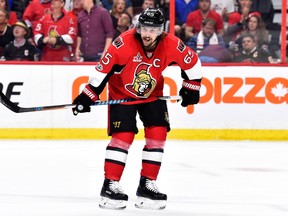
left=72, top=84, right=99, bottom=116
left=179, top=79, right=201, bottom=107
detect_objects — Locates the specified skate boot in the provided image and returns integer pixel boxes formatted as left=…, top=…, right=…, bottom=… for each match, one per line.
left=99, top=178, right=128, bottom=210
left=135, top=176, right=167, bottom=210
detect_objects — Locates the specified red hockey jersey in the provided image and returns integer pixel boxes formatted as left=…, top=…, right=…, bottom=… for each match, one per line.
left=23, top=0, right=52, bottom=29
left=34, top=13, right=77, bottom=61
left=92, top=29, right=202, bottom=103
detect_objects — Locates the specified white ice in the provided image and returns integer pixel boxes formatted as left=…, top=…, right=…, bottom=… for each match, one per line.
left=0, top=140, right=288, bottom=216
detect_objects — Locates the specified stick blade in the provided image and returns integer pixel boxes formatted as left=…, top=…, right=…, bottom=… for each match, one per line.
left=0, top=91, right=20, bottom=113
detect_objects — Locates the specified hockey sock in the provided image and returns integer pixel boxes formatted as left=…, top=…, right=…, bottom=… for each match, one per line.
left=104, top=132, right=134, bottom=180
left=141, top=126, right=167, bottom=180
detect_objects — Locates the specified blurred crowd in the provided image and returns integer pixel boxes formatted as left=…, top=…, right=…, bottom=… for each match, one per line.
left=0, top=0, right=284, bottom=63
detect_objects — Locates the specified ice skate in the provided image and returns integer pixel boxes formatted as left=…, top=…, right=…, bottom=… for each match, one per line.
left=135, top=176, right=167, bottom=210
left=99, top=178, right=128, bottom=210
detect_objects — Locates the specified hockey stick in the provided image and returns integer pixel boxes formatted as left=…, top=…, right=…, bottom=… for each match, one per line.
left=0, top=91, right=182, bottom=113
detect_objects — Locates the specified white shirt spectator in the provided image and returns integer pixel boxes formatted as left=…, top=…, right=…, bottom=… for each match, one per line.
left=211, top=0, right=235, bottom=16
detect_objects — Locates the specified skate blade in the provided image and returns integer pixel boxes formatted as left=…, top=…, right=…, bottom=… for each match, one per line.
left=99, top=196, right=127, bottom=210
left=135, top=197, right=166, bottom=210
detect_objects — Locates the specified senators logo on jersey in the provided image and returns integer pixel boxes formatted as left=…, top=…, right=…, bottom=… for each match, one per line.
left=48, top=26, right=61, bottom=49
left=113, top=37, right=124, bottom=49
left=125, top=63, right=156, bottom=98
left=177, top=39, right=186, bottom=53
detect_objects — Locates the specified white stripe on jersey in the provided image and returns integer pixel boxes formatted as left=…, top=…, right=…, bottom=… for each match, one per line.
left=61, top=34, right=73, bottom=44
left=89, top=72, right=107, bottom=88
left=34, top=34, right=43, bottom=45
left=185, top=58, right=202, bottom=80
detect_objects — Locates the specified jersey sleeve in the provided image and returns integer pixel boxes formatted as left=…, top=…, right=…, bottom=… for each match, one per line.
left=22, top=3, right=35, bottom=28
left=60, top=15, right=77, bottom=45
left=89, top=33, right=131, bottom=87
left=168, top=35, right=202, bottom=80
left=33, top=15, right=45, bottom=44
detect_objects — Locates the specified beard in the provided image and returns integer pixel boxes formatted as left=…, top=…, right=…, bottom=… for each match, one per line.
left=142, top=36, right=157, bottom=50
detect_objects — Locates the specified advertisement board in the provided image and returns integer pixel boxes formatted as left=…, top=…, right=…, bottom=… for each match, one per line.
left=0, top=63, right=287, bottom=140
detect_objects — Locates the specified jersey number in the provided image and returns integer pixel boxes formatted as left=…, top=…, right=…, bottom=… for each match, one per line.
left=102, top=53, right=112, bottom=65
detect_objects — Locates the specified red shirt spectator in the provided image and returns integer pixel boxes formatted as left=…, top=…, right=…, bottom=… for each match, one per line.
left=185, top=0, right=224, bottom=40
left=226, top=0, right=260, bottom=41
left=23, top=0, right=52, bottom=30
left=34, top=0, right=77, bottom=61
left=7, top=11, right=17, bottom=25
left=0, top=0, right=17, bottom=25
left=186, top=9, right=224, bottom=35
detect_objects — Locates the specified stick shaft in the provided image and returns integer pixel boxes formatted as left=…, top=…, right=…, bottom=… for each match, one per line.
left=0, top=91, right=182, bottom=113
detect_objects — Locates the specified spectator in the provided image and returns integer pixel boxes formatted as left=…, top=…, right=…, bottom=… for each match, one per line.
left=185, top=0, right=224, bottom=40
left=251, top=0, right=274, bottom=27
left=0, top=0, right=17, bottom=25
left=67, top=0, right=83, bottom=19
left=187, top=18, right=231, bottom=62
left=211, top=0, right=235, bottom=29
left=211, top=0, right=235, bottom=17
left=75, top=0, right=114, bottom=62
left=23, top=0, right=52, bottom=31
left=175, top=0, right=198, bottom=25
left=66, top=0, right=83, bottom=61
left=113, top=11, right=132, bottom=40
left=132, top=0, right=155, bottom=28
left=66, top=0, right=83, bottom=23
left=233, top=33, right=273, bottom=63
left=130, top=0, right=145, bottom=7
left=63, top=0, right=73, bottom=11
left=235, top=13, right=270, bottom=51
left=34, top=0, right=77, bottom=61
left=101, top=0, right=133, bottom=17
left=110, top=0, right=126, bottom=30
left=160, top=0, right=183, bottom=38
left=2, top=21, right=39, bottom=61
left=0, top=9, right=14, bottom=57
left=11, top=0, right=30, bottom=20
left=225, top=0, right=260, bottom=42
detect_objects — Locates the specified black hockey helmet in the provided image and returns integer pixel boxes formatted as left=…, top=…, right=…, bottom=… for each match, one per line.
left=138, top=8, right=164, bottom=28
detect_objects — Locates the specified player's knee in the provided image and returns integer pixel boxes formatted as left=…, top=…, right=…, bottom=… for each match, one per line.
left=145, top=126, right=167, bottom=141
left=144, top=126, right=167, bottom=149
left=109, top=132, right=135, bottom=150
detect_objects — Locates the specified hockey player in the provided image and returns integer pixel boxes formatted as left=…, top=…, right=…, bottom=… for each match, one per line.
left=72, top=8, right=202, bottom=210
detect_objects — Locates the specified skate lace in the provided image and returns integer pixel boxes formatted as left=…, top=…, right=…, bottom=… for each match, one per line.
left=109, top=181, right=125, bottom=194
left=145, top=179, right=160, bottom=193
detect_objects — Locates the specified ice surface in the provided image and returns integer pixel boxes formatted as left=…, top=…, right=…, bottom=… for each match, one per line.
left=0, top=140, right=288, bottom=216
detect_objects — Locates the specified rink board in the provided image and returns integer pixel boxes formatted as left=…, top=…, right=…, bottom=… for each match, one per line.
left=0, top=63, right=287, bottom=140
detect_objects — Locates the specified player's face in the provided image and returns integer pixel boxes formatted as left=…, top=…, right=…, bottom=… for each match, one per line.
left=140, top=25, right=161, bottom=48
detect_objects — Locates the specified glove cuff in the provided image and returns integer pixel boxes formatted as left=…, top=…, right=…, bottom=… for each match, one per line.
left=182, top=80, right=201, bottom=91
left=82, top=84, right=99, bottom=102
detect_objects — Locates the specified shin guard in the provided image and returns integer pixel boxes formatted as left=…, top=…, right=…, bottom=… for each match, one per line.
left=104, top=133, right=134, bottom=180
left=141, top=127, right=167, bottom=180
